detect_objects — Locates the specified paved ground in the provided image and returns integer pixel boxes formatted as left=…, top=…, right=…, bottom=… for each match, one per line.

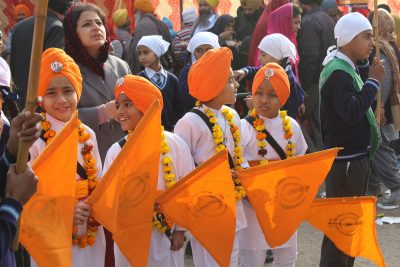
left=184, top=203, right=400, bottom=266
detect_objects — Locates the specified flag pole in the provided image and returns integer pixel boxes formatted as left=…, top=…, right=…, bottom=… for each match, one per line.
left=12, top=0, right=49, bottom=251
left=373, top=0, right=381, bottom=125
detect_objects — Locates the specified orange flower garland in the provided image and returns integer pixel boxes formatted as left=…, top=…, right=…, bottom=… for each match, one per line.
left=249, top=109, right=295, bottom=165
left=40, top=113, right=100, bottom=248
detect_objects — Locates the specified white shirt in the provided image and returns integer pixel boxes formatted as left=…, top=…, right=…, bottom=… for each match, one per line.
left=144, top=66, right=168, bottom=89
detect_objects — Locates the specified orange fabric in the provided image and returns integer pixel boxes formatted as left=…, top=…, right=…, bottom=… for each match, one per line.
left=114, top=74, right=164, bottom=114
left=238, top=148, right=339, bottom=247
left=305, top=197, right=386, bottom=267
left=156, top=150, right=236, bottom=267
left=39, top=48, right=82, bottom=100
left=20, top=112, right=79, bottom=267
left=251, top=63, right=290, bottom=106
left=14, top=4, right=31, bottom=18
left=188, top=47, right=233, bottom=102
left=134, top=0, right=155, bottom=13
left=87, top=101, right=162, bottom=266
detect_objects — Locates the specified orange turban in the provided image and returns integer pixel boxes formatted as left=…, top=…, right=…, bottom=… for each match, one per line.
left=188, top=47, right=232, bottom=102
left=252, top=63, right=290, bottom=106
left=134, top=0, right=155, bottom=13
left=114, top=75, right=163, bottom=114
left=14, top=4, right=32, bottom=18
left=39, top=48, right=82, bottom=100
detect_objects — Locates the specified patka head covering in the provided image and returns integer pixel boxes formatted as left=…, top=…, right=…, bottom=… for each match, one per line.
left=0, top=57, right=11, bottom=87
left=240, top=0, right=263, bottom=9
left=206, top=0, right=219, bottom=8
left=39, top=48, right=82, bottom=100
left=335, top=12, right=372, bottom=48
left=252, top=63, right=290, bottom=106
left=182, top=7, right=197, bottom=24
left=14, top=4, right=32, bottom=18
left=114, top=75, right=164, bottom=114
left=137, top=35, right=170, bottom=58
left=134, top=0, right=155, bottom=13
left=258, top=33, right=297, bottom=62
left=112, top=9, right=128, bottom=27
left=321, top=0, right=338, bottom=12
left=188, top=47, right=232, bottom=102
left=187, top=32, right=220, bottom=63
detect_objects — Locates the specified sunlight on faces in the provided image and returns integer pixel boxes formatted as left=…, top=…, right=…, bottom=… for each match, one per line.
left=194, top=44, right=214, bottom=60
left=115, top=93, right=144, bottom=131
left=76, top=10, right=106, bottom=53
left=42, top=76, right=77, bottom=122
left=137, top=45, right=159, bottom=68
left=253, top=79, right=281, bottom=119
left=343, top=30, right=375, bottom=60
left=212, top=69, right=239, bottom=106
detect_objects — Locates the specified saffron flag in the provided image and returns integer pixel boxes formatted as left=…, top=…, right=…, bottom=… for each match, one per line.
left=305, top=197, right=385, bottom=267
left=20, top=111, right=79, bottom=267
left=87, top=100, right=162, bottom=266
left=156, top=150, right=236, bottom=267
left=237, top=148, right=339, bottom=247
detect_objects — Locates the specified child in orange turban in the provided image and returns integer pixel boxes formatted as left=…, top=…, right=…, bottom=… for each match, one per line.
left=238, top=62, right=307, bottom=267
left=30, top=47, right=105, bottom=266
left=106, top=74, right=194, bottom=267
left=175, top=47, right=248, bottom=266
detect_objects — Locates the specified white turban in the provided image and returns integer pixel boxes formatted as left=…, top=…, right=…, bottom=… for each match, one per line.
left=137, top=35, right=170, bottom=57
left=0, top=57, right=11, bottom=87
left=323, top=12, right=372, bottom=66
left=187, top=32, right=220, bottom=63
left=258, top=33, right=297, bottom=62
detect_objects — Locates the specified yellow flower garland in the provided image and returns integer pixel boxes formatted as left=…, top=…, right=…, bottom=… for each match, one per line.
left=249, top=109, right=296, bottom=165
left=40, top=113, right=99, bottom=248
left=196, top=102, right=246, bottom=200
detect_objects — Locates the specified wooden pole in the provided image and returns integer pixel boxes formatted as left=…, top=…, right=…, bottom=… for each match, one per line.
left=12, top=0, right=49, bottom=251
left=373, top=0, right=381, bottom=125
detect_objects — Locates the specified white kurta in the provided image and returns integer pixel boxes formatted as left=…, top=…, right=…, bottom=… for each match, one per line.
left=238, top=114, right=307, bottom=267
left=29, top=113, right=106, bottom=267
left=103, top=131, right=195, bottom=267
left=174, top=105, right=248, bottom=267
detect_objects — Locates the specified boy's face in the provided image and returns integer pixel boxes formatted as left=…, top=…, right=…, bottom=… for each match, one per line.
left=115, top=93, right=143, bottom=131
left=42, top=76, right=77, bottom=122
left=213, top=68, right=239, bottom=105
left=253, top=79, right=281, bottom=119
left=259, top=51, right=279, bottom=66
left=137, top=46, right=158, bottom=68
left=348, top=30, right=375, bottom=60
left=194, top=44, right=213, bottom=60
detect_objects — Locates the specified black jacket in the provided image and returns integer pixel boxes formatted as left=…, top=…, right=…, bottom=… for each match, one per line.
left=10, top=11, right=64, bottom=106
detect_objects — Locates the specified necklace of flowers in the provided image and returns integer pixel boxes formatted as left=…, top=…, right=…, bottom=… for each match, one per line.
left=195, top=101, right=246, bottom=200
left=40, top=112, right=100, bottom=248
left=249, top=109, right=295, bottom=165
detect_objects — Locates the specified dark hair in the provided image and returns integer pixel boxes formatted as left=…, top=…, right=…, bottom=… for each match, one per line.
left=48, top=0, right=74, bottom=15
left=63, top=3, right=111, bottom=78
left=377, top=4, right=391, bottom=13
left=292, top=4, right=302, bottom=18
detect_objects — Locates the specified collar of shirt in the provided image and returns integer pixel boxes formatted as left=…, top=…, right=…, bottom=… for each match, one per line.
left=145, top=67, right=167, bottom=80
left=336, top=51, right=356, bottom=70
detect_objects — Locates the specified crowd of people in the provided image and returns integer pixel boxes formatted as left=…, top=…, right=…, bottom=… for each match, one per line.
left=0, top=0, right=400, bottom=266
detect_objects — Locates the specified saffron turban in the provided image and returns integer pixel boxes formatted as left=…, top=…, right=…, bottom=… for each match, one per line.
left=137, top=35, right=170, bottom=57
left=114, top=75, right=164, bottom=114
left=240, top=0, right=263, bottom=9
left=252, top=63, right=290, bottom=106
left=134, top=0, right=155, bottom=13
left=39, top=48, right=82, bottom=100
left=188, top=47, right=232, bottom=102
left=206, top=0, right=219, bottom=8
left=14, top=4, right=32, bottom=18
left=113, top=9, right=128, bottom=27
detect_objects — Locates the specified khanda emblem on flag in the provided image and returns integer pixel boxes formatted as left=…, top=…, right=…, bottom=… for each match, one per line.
left=275, top=176, right=310, bottom=209
left=190, top=191, right=227, bottom=218
left=120, top=172, right=150, bottom=208
left=328, top=212, right=363, bottom=236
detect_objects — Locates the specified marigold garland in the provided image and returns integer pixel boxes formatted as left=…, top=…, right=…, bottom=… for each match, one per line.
left=249, top=109, right=296, bottom=165
left=196, top=101, right=246, bottom=200
left=40, top=113, right=99, bottom=248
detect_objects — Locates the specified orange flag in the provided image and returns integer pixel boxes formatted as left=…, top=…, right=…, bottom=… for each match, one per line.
left=20, top=111, right=79, bottom=267
left=305, top=197, right=386, bottom=267
left=156, top=150, right=236, bottom=267
left=237, top=148, right=339, bottom=247
left=87, top=100, right=161, bottom=267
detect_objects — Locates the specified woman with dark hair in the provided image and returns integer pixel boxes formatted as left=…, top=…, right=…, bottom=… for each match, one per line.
left=63, top=3, right=131, bottom=162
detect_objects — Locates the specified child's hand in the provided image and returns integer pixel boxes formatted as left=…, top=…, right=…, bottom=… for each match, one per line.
left=233, top=70, right=246, bottom=82
left=73, top=201, right=91, bottom=226
left=369, top=58, right=385, bottom=83
left=170, top=231, right=185, bottom=251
